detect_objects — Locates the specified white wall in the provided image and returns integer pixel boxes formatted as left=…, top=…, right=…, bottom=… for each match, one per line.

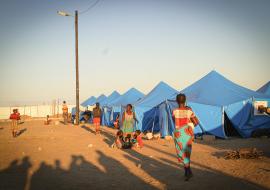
left=0, top=105, right=75, bottom=119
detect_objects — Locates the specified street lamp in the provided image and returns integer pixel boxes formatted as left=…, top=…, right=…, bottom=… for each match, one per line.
left=57, top=11, right=71, bottom=17
left=58, top=10, right=80, bottom=125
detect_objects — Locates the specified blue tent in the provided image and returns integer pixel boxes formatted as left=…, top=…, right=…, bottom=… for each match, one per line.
left=79, top=94, right=106, bottom=123
left=110, top=88, right=144, bottom=106
left=96, top=94, right=107, bottom=105
left=71, top=106, right=85, bottom=123
left=103, top=88, right=144, bottom=127
left=257, top=81, right=270, bottom=95
left=81, top=96, right=96, bottom=107
left=101, top=91, right=121, bottom=126
left=159, top=71, right=270, bottom=138
left=102, top=91, right=120, bottom=106
left=134, top=81, right=178, bottom=135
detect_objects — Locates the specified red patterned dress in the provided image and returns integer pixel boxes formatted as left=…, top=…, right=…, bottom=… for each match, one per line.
left=172, top=106, right=197, bottom=166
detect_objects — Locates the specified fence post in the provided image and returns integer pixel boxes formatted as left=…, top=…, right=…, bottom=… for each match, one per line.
left=57, top=98, right=59, bottom=118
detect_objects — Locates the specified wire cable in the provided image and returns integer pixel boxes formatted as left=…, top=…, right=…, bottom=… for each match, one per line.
left=79, top=0, right=101, bottom=15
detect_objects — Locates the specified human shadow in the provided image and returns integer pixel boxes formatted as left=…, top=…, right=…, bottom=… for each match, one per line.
left=99, top=130, right=264, bottom=189
left=29, top=153, right=156, bottom=190
left=0, top=156, right=32, bottom=190
left=103, top=137, right=114, bottom=147
left=0, top=144, right=268, bottom=190
left=18, top=121, right=25, bottom=125
left=16, top=128, right=27, bottom=137
left=99, top=127, right=116, bottom=146
left=159, top=155, right=269, bottom=189
left=144, top=143, right=176, bottom=159
left=80, top=125, right=103, bottom=136
left=121, top=139, right=269, bottom=189
left=81, top=125, right=93, bottom=133
left=96, top=150, right=155, bottom=189
left=59, top=121, right=67, bottom=125
left=90, top=128, right=269, bottom=189
left=81, top=125, right=94, bottom=133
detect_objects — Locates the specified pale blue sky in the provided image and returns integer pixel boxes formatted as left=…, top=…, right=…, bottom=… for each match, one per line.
left=0, top=0, right=269, bottom=106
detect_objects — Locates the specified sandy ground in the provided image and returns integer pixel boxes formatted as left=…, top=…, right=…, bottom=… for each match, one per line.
left=0, top=120, right=269, bottom=190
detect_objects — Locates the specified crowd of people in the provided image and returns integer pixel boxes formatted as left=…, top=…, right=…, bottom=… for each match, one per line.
left=9, top=93, right=200, bottom=181
left=111, top=129, right=143, bottom=149
left=84, top=93, right=199, bottom=181
left=61, top=93, right=200, bottom=181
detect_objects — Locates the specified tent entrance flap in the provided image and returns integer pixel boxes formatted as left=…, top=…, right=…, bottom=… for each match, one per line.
left=224, top=112, right=241, bottom=137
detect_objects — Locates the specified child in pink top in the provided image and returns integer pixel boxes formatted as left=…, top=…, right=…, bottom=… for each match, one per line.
left=133, top=130, right=143, bottom=148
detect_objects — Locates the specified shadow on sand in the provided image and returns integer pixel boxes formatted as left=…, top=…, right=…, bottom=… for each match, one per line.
left=0, top=153, right=155, bottom=190
left=0, top=129, right=268, bottom=190
left=81, top=125, right=94, bottom=133
left=0, top=157, right=32, bottom=190
left=16, top=128, right=27, bottom=137
left=81, top=125, right=111, bottom=139
left=100, top=128, right=269, bottom=190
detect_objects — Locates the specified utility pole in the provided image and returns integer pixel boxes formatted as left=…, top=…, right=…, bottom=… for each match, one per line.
left=75, top=10, right=80, bottom=125
left=57, top=10, right=80, bottom=125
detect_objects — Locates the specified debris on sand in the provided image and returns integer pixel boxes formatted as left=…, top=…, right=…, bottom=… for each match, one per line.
left=224, top=148, right=263, bottom=160
left=88, top=144, right=93, bottom=148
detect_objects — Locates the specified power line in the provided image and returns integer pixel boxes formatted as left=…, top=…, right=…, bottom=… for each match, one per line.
left=79, top=0, right=101, bottom=15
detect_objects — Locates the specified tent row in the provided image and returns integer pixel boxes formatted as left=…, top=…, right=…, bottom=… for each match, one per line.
left=257, top=81, right=270, bottom=96
left=78, top=71, right=270, bottom=138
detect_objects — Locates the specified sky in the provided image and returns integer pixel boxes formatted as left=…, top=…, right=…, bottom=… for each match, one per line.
left=0, top=0, right=269, bottom=106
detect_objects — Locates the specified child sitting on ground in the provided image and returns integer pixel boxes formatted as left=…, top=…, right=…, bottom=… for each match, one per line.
left=132, top=130, right=143, bottom=148
left=44, top=115, right=52, bottom=125
left=113, top=114, right=120, bottom=129
left=122, top=134, right=132, bottom=149
left=111, top=130, right=124, bottom=149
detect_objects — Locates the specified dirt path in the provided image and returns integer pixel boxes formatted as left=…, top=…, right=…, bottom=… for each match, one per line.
left=0, top=120, right=269, bottom=190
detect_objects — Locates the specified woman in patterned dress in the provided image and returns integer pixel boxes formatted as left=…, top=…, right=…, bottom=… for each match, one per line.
left=122, top=104, right=138, bottom=136
left=172, top=93, right=199, bottom=181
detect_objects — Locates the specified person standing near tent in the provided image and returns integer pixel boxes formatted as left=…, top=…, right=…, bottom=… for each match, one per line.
left=93, top=103, right=102, bottom=134
left=62, top=101, right=68, bottom=125
left=122, top=104, right=138, bottom=136
left=172, top=93, right=199, bottom=181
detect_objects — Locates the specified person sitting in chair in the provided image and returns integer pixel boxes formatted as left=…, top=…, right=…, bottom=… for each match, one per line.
left=258, top=105, right=270, bottom=115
